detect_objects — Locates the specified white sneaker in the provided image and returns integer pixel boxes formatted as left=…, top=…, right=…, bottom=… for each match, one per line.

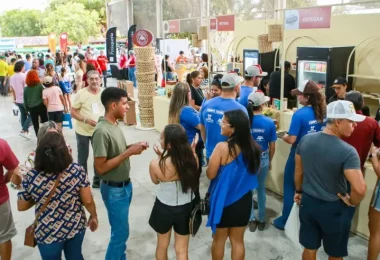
left=19, top=132, right=31, bottom=140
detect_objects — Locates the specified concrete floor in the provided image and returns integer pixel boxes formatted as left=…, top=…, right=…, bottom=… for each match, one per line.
left=1, top=79, right=370, bottom=259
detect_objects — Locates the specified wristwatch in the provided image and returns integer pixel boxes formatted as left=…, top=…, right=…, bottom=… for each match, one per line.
left=295, top=190, right=302, bottom=194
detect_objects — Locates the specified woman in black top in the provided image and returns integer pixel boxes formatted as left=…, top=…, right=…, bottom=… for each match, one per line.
left=161, top=55, right=175, bottom=81
left=186, top=71, right=204, bottom=111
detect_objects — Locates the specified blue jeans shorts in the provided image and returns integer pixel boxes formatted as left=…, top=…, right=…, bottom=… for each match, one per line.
left=299, top=193, right=350, bottom=258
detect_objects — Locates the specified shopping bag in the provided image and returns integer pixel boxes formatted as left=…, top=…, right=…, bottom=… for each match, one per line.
left=284, top=202, right=303, bottom=251
left=13, top=104, right=19, bottom=116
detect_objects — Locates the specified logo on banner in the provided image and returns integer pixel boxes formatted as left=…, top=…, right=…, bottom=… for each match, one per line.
left=285, top=6, right=331, bottom=30
left=216, top=15, right=235, bottom=31
left=164, top=20, right=180, bottom=34
left=132, top=29, right=153, bottom=47
left=210, top=18, right=217, bottom=31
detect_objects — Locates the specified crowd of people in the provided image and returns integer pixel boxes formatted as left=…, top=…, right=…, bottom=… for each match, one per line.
left=0, top=44, right=380, bottom=260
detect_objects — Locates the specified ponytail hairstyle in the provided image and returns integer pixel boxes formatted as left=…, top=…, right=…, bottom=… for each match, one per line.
left=60, top=67, right=66, bottom=78
left=186, top=71, right=200, bottom=86
left=247, top=101, right=263, bottom=126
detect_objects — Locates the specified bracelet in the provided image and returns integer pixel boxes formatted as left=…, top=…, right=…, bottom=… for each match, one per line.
left=295, top=190, right=302, bottom=194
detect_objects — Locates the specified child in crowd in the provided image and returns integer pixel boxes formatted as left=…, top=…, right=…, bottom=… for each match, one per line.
left=59, top=67, right=72, bottom=111
left=42, top=76, right=67, bottom=130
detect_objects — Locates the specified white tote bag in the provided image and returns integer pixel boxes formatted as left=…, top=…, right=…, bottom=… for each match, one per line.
left=284, top=202, right=303, bottom=251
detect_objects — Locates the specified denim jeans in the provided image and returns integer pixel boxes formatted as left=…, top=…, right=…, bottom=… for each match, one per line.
left=128, top=67, right=136, bottom=87
left=101, top=181, right=133, bottom=260
left=76, top=132, right=99, bottom=183
left=16, top=103, right=32, bottom=132
left=250, top=156, right=270, bottom=222
left=37, top=230, right=85, bottom=260
left=102, top=70, right=108, bottom=88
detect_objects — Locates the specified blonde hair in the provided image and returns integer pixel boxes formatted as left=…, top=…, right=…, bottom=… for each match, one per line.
left=168, top=82, right=190, bottom=124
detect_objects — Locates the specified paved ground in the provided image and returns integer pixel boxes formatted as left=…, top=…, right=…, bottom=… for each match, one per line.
left=1, top=78, right=369, bottom=259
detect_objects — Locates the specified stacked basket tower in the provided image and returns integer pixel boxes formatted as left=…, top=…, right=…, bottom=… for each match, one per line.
left=134, top=47, right=156, bottom=128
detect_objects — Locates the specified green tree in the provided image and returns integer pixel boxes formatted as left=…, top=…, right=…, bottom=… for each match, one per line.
left=43, top=2, right=100, bottom=43
left=0, top=9, right=43, bottom=37
left=48, top=0, right=107, bottom=26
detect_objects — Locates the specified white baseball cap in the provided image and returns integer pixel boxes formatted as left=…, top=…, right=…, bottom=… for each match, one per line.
left=221, top=73, right=244, bottom=89
left=248, top=91, right=270, bottom=106
left=245, top=65, right=268, bottom=77
left=327, top=100, right=365, bottom=122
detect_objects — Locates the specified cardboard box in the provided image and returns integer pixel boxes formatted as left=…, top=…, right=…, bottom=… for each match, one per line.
left=124, top=100, right=137, bottom=125
left=117, top=80, right=135, bottom=98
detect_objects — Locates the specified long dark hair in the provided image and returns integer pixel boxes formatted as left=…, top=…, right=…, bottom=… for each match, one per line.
left=304, top=81, right=326, bottom=123
left=159, top=124, right=199, bottom=193
left=224, top=110, right=261, bottom=174
left=186, top=71, right=200, bottom=86
left=247, top=102, right=262, bottom=126
left=35, top=132, right=72, bottom=174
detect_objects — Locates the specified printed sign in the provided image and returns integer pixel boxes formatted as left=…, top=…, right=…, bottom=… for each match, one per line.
left=59, top=33, right=68, bottom=54
left=132, top=29, right=154, bottom=47
left=285, top=6, right=332, bottom=30
left=106, top=27, right=117, bottom=63
left=217, top=15, right=235, bottom=31
left=165, top=20, right=180, bottom=33
left=128, top=25, right=137, bottom=53
left=210, top=18, right=217, bottom=31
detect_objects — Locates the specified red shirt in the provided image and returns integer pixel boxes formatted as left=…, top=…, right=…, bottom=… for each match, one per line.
left=342, top=111, right=380, bottom=168
left=97, top=55, right=108, bottom=71
left=87, top=59, right=102, bottom=74
left=119, top=54, right=127, bottom=68
left=0, top=139, right=19, bottom=205
left=128, top=56, right=136, bottom=68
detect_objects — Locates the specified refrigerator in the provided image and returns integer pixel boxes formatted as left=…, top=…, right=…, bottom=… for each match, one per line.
left=296, top=46, right=355, bottom=101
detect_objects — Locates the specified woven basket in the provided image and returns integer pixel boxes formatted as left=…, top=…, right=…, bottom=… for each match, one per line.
left=136, top=71, right=156, bottom=83
left=138, top=94, right=154, bottom=108
left=268, top=24, right=283, bottom=42
left=134, top=47, right=154, bottom=61
left=139, top=107, right=155, bottom=127
left=136, top=60, right=156, bottom=72
left=138, top=82, right=156, bottom=95
left=258, top=34, right=273, bottom=53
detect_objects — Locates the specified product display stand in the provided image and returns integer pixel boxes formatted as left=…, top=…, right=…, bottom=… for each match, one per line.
left=134, top=46, right=156, bottom=129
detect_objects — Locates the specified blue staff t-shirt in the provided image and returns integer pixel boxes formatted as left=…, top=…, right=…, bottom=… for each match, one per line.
left=288, top=106, right=325, bottom=146
left=200, top=97, right=248, bottom=158
left=238, top=86, right=256, bottom=108
left=250, top=114, right=277, bottom=153
left=180, top=106, right=200, bottom=144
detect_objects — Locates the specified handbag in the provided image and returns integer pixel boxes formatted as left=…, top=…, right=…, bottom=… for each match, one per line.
left=200, top=172, right=222, bottom=216
left=24, top=173, right=62, bottom=247
left=189, top=192, right=202, bottom=237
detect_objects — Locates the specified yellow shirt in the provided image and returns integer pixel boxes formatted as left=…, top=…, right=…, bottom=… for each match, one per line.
left=72, top=87, right=104, bottom=136
left=0, top=61, right=8, bottom=77
left=8, top=65, right=15, bottom=77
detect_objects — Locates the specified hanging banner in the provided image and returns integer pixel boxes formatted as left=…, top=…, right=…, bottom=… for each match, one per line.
left=59, top=33, right=68, bottom=54
left=127, top=24, right=137, bottom=53
left=132, top=29, right=154, bottom=47
left=210, top=18, right=217, bottom=31
left=106, top=27, right=117, bottom=63
left=48, top=33, right=56, bottom=54
left=217, top=15, right=235, bottom=31
left=285, top=6, right=332, bottom=30
left=168, top=20, right=180, bottom=33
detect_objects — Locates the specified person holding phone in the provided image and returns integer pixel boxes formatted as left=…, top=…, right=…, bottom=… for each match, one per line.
left=92, top=87, right=149, bottom=260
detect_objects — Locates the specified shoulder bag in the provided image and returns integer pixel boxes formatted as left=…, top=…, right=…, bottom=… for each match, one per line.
left=200, top=172, right=222, bottom=216
left=24, top=172, right=62, bottom=247
left=189, top=191, right=202, bottom=237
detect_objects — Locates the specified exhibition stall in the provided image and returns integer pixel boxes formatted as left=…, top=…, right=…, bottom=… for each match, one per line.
left=153, top=4, right=380, bottom=239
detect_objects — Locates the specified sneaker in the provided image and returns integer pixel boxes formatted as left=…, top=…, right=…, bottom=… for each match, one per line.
left=248, top=220, right=257, bottom=232
left=257, top=221, right=266, bottom=231
left=19, top=132, right=31, bottom=140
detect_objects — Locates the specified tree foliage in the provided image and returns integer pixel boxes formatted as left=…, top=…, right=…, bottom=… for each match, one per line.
left=0, top=9, right=43, bottom=37
left=48, top=0, right=107, bottom=26
left=42, top=2, right=100, bottom=43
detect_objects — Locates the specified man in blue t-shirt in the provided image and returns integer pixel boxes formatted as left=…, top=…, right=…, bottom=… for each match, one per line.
left=200, top=73, right=248, bottom=160
left=238, top=65, right=267, bottom=107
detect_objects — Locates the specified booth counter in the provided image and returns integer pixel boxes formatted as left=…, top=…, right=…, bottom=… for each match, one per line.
left=152, top=96, right=374, bottom=239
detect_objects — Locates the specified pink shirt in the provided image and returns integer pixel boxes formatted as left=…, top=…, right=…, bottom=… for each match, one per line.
left=9, top=72, right=26, bottom=103
left=43, top=86, right=64, bottom=112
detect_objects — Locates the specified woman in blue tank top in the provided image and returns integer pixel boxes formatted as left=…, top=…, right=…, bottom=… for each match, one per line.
left=273, top=81, right=326, bottom=230
left=206, top=109, right=261, bottom=260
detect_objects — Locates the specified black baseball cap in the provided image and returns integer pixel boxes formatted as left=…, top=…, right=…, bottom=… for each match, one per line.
left=331, top=77, right=347, bottom=88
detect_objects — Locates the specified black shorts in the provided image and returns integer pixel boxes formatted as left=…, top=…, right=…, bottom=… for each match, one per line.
left=48, top=111, right=63, bottom=123
left=149, top=198, right=192, bottom=235
left=299, top=193, right=351, bottom=258
left=217, top=191, right=252, bottom=228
